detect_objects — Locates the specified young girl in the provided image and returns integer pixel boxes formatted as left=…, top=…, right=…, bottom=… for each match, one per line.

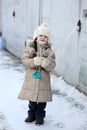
left=18, top=23, right=56, bottom=125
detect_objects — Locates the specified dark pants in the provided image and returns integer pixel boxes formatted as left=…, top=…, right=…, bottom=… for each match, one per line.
left=28, top=101, right=47, bottom=119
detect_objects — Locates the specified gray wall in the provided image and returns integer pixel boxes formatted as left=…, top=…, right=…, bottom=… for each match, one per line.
left=2, top=0, right=39, bottom=57
left=1, top=0, right=87, bottom=94
left=0, top=0, right=2, bottom=33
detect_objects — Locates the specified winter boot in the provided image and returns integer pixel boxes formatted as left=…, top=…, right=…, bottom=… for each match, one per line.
left=35, top=118, right=44, bottom=125
left=25, top=116, right=36, bottom=122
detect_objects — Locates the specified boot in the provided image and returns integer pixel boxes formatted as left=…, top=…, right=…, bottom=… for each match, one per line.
left=35, top=118, right=44, bottom=125
left=25, top=116, right=36, bottom=122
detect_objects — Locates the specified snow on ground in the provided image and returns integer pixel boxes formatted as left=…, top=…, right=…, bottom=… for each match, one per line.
left=0, top=50, right=87, bottom=130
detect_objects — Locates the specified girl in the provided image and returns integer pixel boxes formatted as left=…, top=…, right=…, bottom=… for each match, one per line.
left=18, top=23, right=56, bottom=125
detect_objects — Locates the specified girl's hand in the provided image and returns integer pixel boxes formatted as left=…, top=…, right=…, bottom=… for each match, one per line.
left=41, top=57, right=50, bottom=68
left=33, top=56, right=42, bottom=66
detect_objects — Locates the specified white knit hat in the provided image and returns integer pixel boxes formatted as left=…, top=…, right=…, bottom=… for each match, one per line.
left=33, top=23, right=50, bottom=41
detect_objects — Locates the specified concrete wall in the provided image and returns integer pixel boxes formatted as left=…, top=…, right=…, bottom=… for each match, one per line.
left=2, top=0, right=39, bottom=57
left=0, top=0, right=2, bottom=33
left=41, top=0, right=79, bottom=85
left=40, top=0, right=87, bottom=93
left=78, top=1, right=87, bottom=93
left=2, top=0, right=26, bottom=56
left=1, top=0, right=87, bottom=94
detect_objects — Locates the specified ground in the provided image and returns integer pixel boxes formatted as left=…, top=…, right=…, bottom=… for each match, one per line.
left=0, top=50, right=87, bottom=130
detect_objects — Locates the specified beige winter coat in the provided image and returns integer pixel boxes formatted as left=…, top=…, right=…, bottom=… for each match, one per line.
left=18, top=41, right=56, bottom=102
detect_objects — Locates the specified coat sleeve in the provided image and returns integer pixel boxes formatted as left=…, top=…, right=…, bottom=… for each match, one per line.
left=43, top=49, right=56, bottom=72
left=21, top=46, right=36, bottom=69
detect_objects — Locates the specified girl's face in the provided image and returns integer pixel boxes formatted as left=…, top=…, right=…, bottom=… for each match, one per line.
left=37, top=35, right=48, bottom=43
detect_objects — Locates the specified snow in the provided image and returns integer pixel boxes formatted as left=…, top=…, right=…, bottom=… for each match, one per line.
left=0, top=50, right=87, bottom=130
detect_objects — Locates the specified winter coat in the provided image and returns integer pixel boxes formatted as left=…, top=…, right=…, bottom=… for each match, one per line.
left=18, top=40, right=56, bottom=102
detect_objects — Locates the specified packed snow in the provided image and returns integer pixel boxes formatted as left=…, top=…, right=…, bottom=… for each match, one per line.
left=0, top=50, right=87, bottom=130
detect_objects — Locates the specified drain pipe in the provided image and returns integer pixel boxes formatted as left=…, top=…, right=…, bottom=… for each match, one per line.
left=38, top=0, right=42, bottom=25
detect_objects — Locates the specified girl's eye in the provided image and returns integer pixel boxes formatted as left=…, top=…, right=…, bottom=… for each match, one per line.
left=39, top=35, right=47, bottom=38
left=39, top=35, right=43, bottom=37
left=44, top=36, right=48, bottom=38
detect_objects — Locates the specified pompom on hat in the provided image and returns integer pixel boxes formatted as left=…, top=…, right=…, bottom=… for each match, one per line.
left=33, top=23, right=50, bottom=41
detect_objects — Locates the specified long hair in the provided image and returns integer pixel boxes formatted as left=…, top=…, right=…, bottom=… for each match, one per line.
left=33, top=38, right=37, bottom=52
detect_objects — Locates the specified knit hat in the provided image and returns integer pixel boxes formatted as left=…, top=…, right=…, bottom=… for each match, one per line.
left=33, top=23, right=50, bottom=41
